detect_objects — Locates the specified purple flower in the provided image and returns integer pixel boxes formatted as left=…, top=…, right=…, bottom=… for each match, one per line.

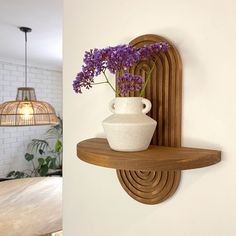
left=73, top=71, right=94, bottom=93
left=139, top=42, right=170, bottom=59
left=83, top=49, right=106, bottom=76
left=117, top=73, right=144, bottom=96
left=73, top=42, right=170, bottom=95
left=105, top=45, right=140, bottom=73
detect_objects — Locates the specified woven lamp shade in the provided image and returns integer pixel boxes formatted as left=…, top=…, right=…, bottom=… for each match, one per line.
left=0, top=88, right=58, bottom=126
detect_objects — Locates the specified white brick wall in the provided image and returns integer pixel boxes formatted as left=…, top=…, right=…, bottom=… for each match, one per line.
left=0, top=60, right=62, bottom=177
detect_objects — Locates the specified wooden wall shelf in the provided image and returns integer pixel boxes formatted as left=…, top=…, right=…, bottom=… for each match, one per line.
left=76, top=34, right=221, bottom=205
left=77, top=138, right=221, bottom=205
left=77, top=138, right=221, bottom=171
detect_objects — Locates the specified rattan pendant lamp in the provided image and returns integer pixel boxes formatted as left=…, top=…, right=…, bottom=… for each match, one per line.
left=0, top=27, right=58, bottom=126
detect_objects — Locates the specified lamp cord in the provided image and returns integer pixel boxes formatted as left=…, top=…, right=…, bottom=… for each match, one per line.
left=24, top=31, right=27, bottom=87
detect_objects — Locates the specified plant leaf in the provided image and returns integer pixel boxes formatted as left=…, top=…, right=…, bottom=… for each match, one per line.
left=46, top=117, right=63, bottom=140
left=27, top=139, right=49, bottom=154
left=25, top=153, right=34, bottom=161
left=38, top=164, right=49, bottom=176
left=54, top=140, right=62, bottom=153
left=7, top=171, right=16, bottom=177
left=7, top=170, right=26, bottom=178
left=39, top=149, right=44, bottom=155
left=38, top=158, right=45, bottom=166
left=49, top=158, right=57, bottom=169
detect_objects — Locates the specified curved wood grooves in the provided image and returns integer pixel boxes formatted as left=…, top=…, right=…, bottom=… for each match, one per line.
left=77, top=138, right=220, bottom=204
left=117, top=34, right=182, bottom=204
left=117, top=170, right=181, bottom=204
left=128, top=34, right=182, bottom=146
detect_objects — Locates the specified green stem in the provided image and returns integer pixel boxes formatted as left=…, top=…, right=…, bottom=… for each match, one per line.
left=92, top=81, right=108, bottom=85
left=31, top=160, right=40, bottom=176
left=139, top=59, right=157, bottom=97
left=31, top=160, right=36, bottom=171
left=60, top=153, right=62, bottom=167
left=102, top=71, right=116, bottom=93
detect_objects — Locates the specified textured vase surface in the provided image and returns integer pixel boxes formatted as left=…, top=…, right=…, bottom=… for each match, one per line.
left=102, top=97, right=157, bottom=152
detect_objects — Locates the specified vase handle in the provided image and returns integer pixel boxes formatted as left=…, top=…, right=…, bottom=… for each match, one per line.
left=142, top=98, right=152, bottom=114
left=109, top=98, right=116, bottom=113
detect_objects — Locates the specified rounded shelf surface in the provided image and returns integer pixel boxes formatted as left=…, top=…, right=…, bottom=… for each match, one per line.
left=77, top=138, right=221, bottom=171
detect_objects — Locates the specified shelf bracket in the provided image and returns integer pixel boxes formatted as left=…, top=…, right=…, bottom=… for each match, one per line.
left=117, top=170, right=181, bottom=204
left=116, top=34, right=182, bottom=204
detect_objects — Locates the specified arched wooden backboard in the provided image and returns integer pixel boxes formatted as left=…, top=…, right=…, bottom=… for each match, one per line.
left=117, top=34, right=182, bottom=204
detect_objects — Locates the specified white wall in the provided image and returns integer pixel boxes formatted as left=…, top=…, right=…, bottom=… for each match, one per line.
left=0, top=60, right=62, bottom=177
left=63, top=0, right=236, bottom=235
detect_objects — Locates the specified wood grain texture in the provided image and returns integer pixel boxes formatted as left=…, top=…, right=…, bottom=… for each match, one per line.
left=76, top=35, right=221, bottom=204
left=117, top=170, right=181, bottom=204
left=117, top=34, right=182, bottom=204
left=77, top=138, right=221, bottom=171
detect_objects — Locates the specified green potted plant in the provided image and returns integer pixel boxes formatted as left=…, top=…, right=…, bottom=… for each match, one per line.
left=7, top=117, right=63, bottom=179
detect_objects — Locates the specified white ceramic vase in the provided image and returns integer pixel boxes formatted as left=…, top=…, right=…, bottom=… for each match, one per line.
left=102, top=97, right=157, bottom=152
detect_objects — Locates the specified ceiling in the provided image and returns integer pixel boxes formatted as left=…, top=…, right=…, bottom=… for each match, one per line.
left=0, top=0, right=62, bottom=70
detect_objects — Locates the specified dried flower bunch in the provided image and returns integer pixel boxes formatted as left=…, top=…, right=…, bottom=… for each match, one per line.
left=73, top=42, right=169, bottom=96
